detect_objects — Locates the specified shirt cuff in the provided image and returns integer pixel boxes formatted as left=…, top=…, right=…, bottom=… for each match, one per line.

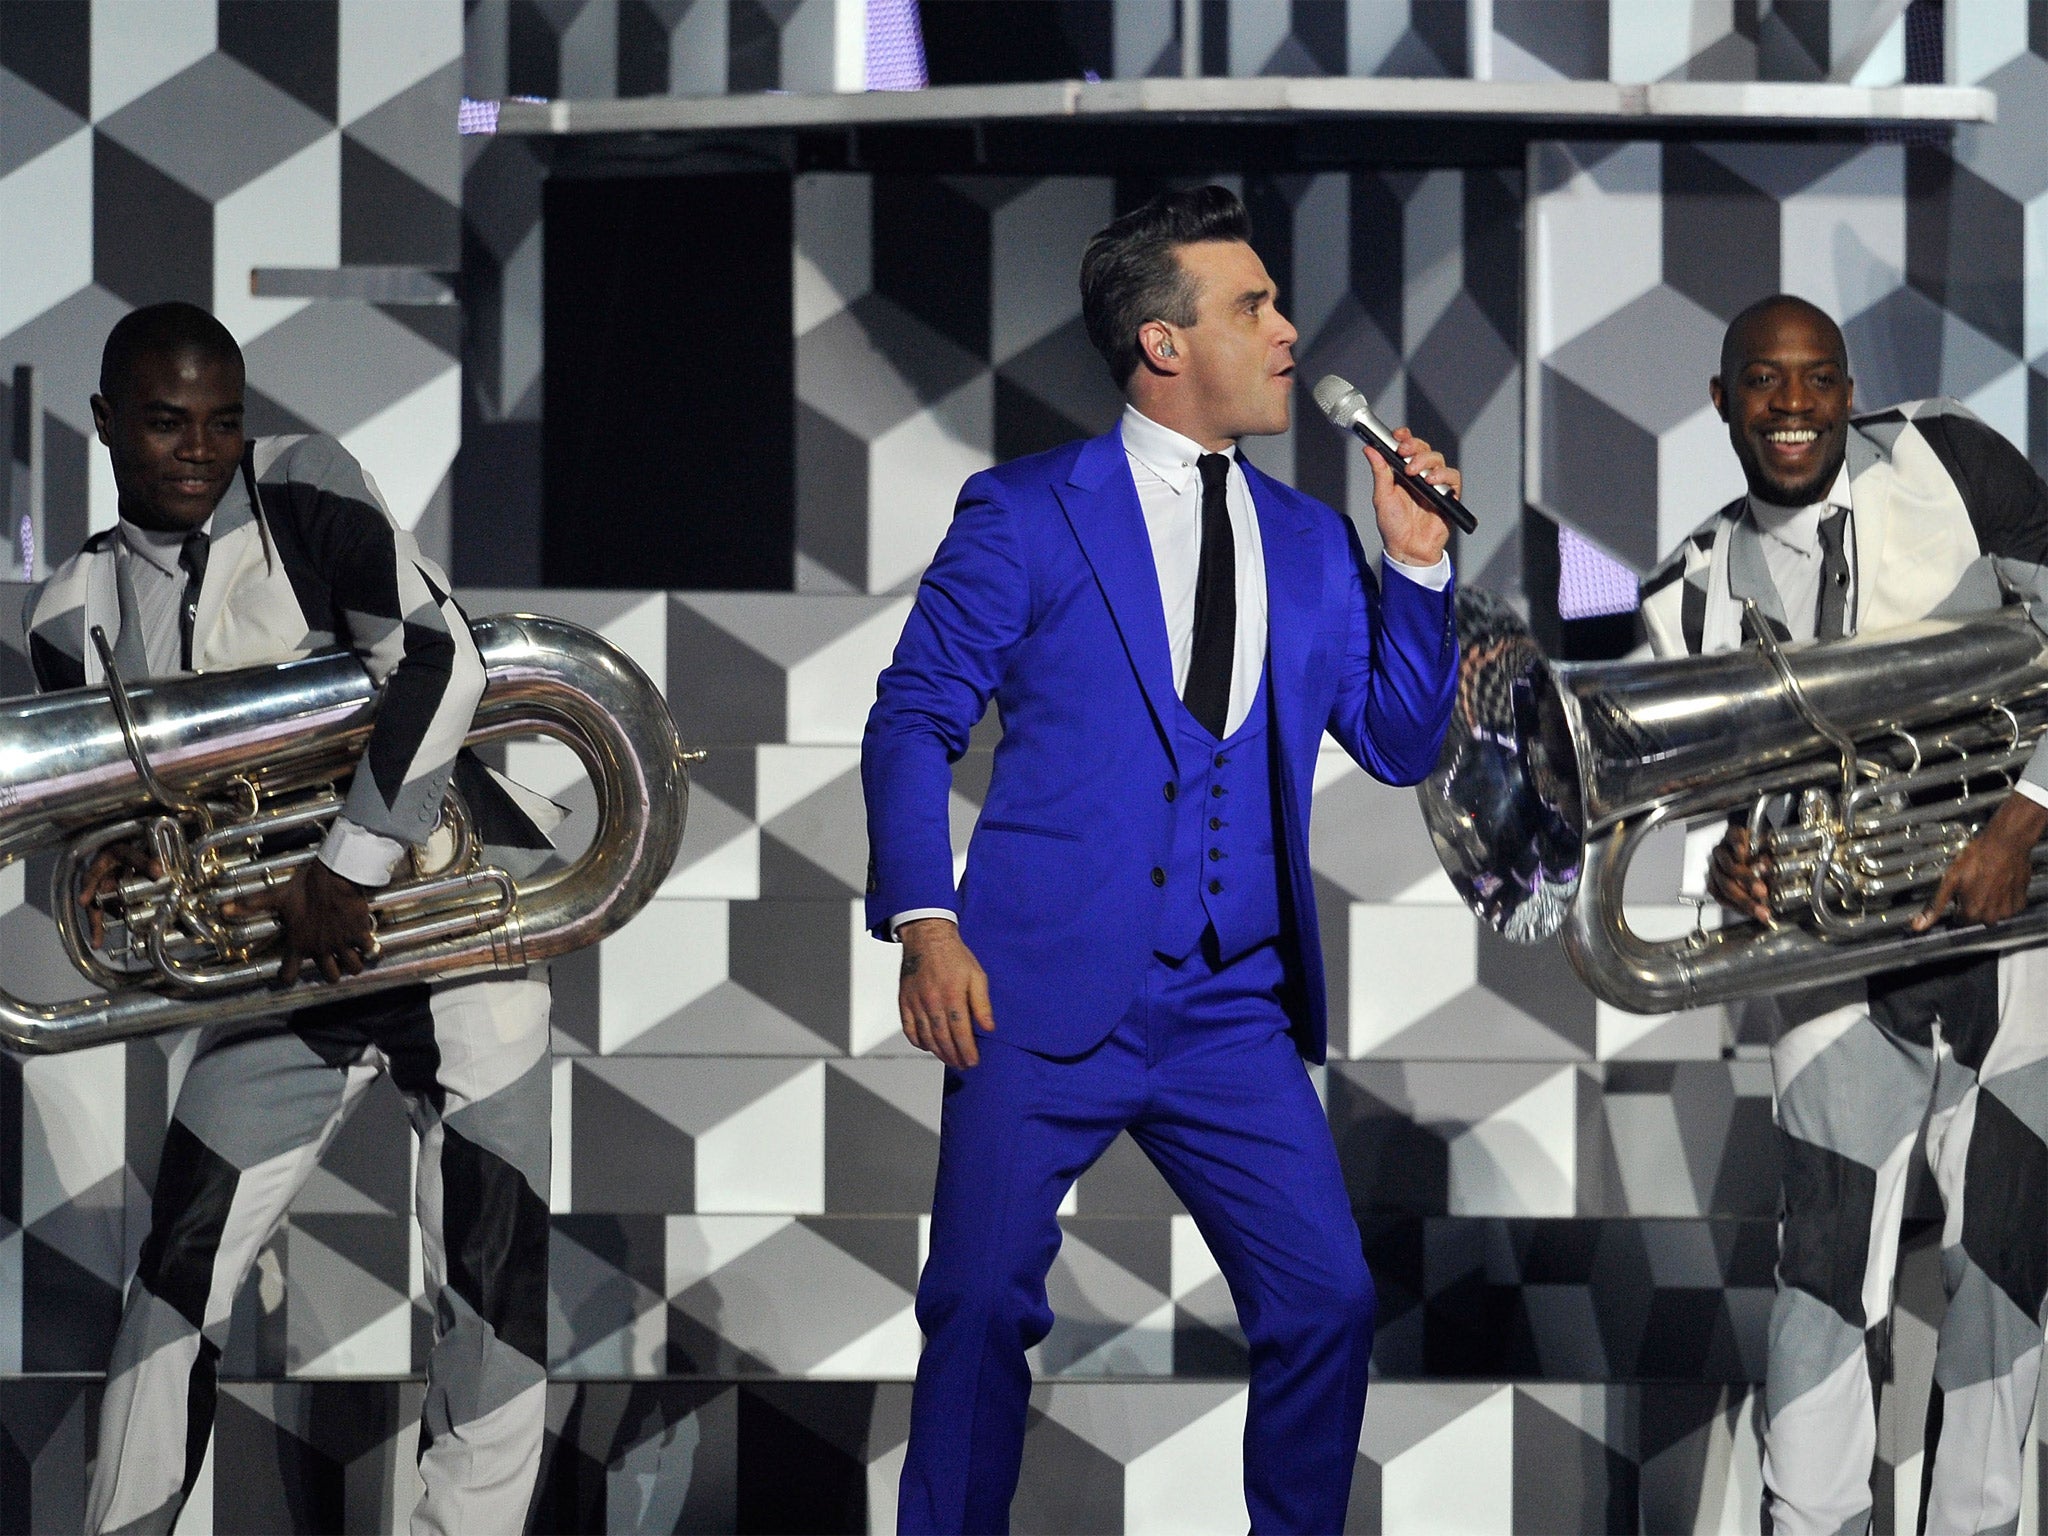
left=889, top=908, right=958, bottom=941
left=1383, top=551, right=1454, bottom=592
left=318, top=818, right=407, bottom=888
left=2016, top=778, right=2048, bottom=811
left=1678, top=819, right=1725, bottom=903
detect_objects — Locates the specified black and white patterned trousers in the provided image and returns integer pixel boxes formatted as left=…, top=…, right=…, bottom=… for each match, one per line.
left=1761, top=948, right=2048, bottom=1536
left=85, top=973, right=552, bottom=1536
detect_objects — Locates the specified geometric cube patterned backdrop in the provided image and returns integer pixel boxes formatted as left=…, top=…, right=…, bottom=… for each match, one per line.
left=0, top=0, right=462, bottom=578
left=5, top=0, right=2046, bottom=1531
left=1529, top=126, right=2047, bottom=573
left=1529, top=7, right=2048, bottom=572
left=789, top=164, right=1522, bottom=600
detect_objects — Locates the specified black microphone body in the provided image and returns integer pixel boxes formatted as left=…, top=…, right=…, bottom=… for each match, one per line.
left=1335, top=415, right=1479, bottom=534
left=1310, top=374, right=1479, bottom=535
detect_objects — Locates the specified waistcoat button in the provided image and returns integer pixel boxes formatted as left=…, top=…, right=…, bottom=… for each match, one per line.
left=1209, top=879, right=1223, bottom=894
left=1151, top=867, right=1166, bottom=887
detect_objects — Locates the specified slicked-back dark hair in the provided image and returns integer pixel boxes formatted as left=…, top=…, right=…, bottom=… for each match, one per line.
left=1080, top=186, right=1254, bottom=386
left=99, top=302, right=243, bottom=400
left=1718, top=294, right=1846, bottom=384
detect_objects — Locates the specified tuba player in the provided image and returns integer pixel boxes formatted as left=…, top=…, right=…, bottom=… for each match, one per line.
left=1639, top=294, right=2048, bottom=1536
left=24, top=304, right=558, bottom=1535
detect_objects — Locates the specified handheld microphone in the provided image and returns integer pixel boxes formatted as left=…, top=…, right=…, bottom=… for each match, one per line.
left=1310, top=374, right=1478, bottom=534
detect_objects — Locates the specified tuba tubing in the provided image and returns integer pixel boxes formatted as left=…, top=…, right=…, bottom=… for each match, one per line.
left=1555, top=611, right=2048, bottom=837
left=1419, top=594, right=2048, bottom=1014
left=0, top=614, right=688, bottom=1054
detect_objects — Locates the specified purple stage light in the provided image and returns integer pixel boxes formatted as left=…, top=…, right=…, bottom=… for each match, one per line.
left=1557, top=526, right=1640, bottom=621
left=459, top=96, right=547, bottom=135
left=458, top=97, right=500, bottom=135
left=866, top=0, right=928, bottom=90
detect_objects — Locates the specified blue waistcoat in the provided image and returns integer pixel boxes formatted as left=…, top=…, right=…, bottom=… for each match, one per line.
left=1153, top=666, right=1283, bottom=963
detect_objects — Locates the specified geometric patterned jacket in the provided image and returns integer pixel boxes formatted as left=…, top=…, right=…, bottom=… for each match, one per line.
left=1639, top=397, right=2048, bottom=659
left=21, top=433, right=531, bottom=865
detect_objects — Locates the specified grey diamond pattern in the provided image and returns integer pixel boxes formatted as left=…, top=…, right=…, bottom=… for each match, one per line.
left=0, top=1, right=2042, bottom=1530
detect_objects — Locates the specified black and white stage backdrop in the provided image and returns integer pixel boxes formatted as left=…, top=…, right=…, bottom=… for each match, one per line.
left=0, top=0, right=2044, bottom=1530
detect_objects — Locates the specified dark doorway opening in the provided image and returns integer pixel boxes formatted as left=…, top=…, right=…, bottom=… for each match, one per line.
left=542, top=172, right=793, bottom=589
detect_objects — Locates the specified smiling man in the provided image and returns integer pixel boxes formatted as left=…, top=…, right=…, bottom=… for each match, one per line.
left=1639, top=294, right=2048, bottom=1536
left=864, top=186, right=1460, bottom=1532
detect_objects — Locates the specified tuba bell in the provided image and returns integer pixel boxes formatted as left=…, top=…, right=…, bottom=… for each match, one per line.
left=0, top=613, right=693, bottom=1053
left=1419, top=588, right=2048, bottom=1013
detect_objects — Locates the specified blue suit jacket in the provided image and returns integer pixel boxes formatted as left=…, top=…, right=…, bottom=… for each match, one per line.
left=862, top=425, right=1458, bottom=1062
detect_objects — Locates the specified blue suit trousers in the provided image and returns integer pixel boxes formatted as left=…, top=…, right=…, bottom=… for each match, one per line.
left=897, top=938, right=1376, bottom=1534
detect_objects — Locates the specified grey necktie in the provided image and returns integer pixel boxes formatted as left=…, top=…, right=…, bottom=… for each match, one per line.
left=1816, top=509, right=1850, bottom=641
left=178, top=529, right=209, bottom=670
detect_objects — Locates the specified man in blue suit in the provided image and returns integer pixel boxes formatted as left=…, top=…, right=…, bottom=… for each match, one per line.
left=863, top=186, right=1461, bottom=1534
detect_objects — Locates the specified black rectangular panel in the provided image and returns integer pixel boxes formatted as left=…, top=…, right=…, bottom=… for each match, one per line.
left=542, top=173, right=793, bottom=590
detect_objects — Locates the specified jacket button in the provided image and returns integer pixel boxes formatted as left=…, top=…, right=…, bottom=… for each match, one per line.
left=1163, top=782, right=1176, bottom=802
left=1209, top=879, right=1223, bottom=894
left=1151, top=867, right=1166, bottom=887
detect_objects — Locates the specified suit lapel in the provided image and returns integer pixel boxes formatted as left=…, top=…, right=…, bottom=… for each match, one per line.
left=24, top=547, right=100, bottom=686
left=1054, top=429, right=1184, bottom=768
left=1241, top=459, right=1317, bottom=753
left=83, top=543, right=119, bottom=684
left=190, top=458, right=269, bottom=670
left=1845, top=429, right=1892, bottom=634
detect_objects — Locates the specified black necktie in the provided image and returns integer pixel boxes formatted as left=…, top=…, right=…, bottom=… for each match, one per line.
left=1816, top=508, right=1850, bottom=641
left=178, top=529, right=209, bottom=670
left=1183, top=452, right=1236, bottom=738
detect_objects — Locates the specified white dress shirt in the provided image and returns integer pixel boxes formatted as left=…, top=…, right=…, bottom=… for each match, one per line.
left=116, top=516, right=406, bottom=885
left=1122, top=404, right=1272, bottom=739
left=117, top=516, right=209, bottom=679
left=1121, top=404, right=1450, bottom=723
left=890, top=407, right=1453, bottom=936
left=1746, top=466, right=1855, bottom=645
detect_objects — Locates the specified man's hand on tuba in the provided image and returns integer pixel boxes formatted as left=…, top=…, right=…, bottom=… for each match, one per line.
left=1911, top=792, right=2048, bottom=932
left=76, top=843, right=161, bottom=952
left=1707, top=824, right=1775, bottom=926
left=226, top=859, right=380, bottom=986
left=272, top=860, right=379, bottom=986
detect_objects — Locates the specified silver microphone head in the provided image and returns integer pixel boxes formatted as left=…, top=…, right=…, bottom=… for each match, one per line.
left=1311, top=374, right=1366, bottom=426
left=1312, top=373, right=1398, bottom=446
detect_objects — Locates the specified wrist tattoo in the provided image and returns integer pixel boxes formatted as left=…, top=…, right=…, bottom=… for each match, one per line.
left=902, top=951, right=923, bottom=977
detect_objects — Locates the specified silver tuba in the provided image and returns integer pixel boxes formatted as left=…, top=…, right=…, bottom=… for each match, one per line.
left=0, top=614, right=692, bottom=1053
left=1419, top=588, right=2048, bottom=1013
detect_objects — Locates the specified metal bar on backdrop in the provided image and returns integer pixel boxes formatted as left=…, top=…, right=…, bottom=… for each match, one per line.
left=1180, top=0, right=1200, bottom=78
left=495, top=78, right=1995, bottom=135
